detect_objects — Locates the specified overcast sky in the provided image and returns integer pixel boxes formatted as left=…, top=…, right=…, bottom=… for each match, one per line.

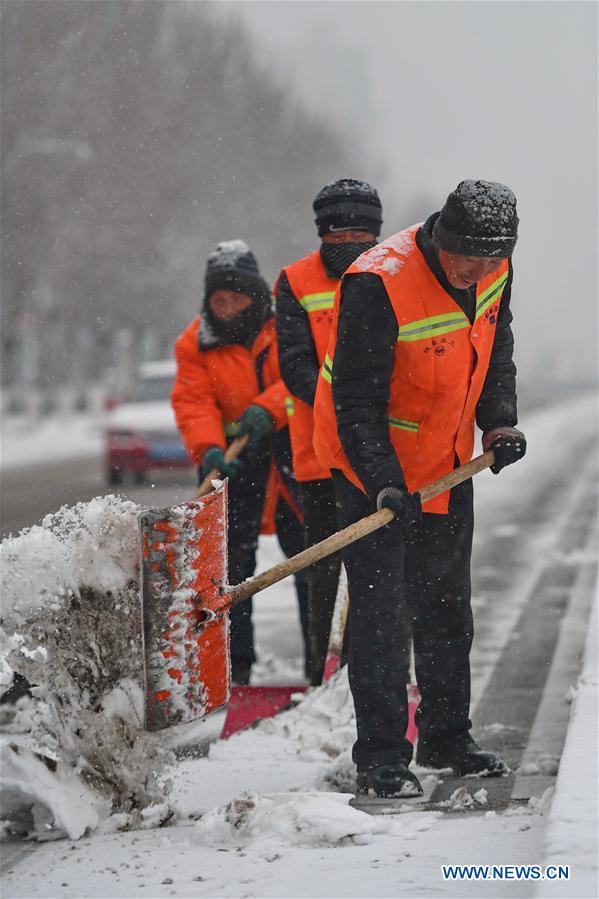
left=209, top=1, right=598, bottom=386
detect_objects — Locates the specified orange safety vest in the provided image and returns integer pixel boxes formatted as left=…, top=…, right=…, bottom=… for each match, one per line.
left=313, top=226, right=510, bottom=514
left=279, top=250, right=338, bottom=481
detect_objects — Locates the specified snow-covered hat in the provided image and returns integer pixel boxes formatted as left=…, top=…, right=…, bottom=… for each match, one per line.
left=204, top=239, right=268, bottom=298
left=200, top=240, right=272, bottom=349
left=433, top=180, right=519, bottom=258
left=313, top=178, right=383, bottom=238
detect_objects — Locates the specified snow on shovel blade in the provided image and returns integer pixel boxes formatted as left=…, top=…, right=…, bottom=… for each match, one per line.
left=139, top=483, right=230, bottom=731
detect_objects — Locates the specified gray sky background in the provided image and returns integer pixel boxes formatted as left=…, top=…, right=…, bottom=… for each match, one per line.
left=210, top=0, right=598, bottom=386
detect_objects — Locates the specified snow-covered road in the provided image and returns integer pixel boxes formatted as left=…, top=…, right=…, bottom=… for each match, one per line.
left=1, top=391, right=597, bottom=898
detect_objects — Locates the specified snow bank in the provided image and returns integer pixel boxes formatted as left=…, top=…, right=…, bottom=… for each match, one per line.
left=535, top=588, right=598, bottom=898
left=0, top=496, right=175, bottom=839
left=2, top=495, right=139, bottom=622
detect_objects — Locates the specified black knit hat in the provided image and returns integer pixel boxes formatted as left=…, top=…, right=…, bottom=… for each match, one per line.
left=433, top=180, right=519, bottom=257
left=204, top=239, right=270, bottom=300
left=313, top=178, right=383, bottom=237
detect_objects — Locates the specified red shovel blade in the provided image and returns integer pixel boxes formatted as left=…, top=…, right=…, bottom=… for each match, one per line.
left=220, top=681, right=421, bottom=743
left=220, top=685, right=309, bottom=739
left=140, top=484, right=231, bottom=731
left=406, top=683, right=420, bottom=745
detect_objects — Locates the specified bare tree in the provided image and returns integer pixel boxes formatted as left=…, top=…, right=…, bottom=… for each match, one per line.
left=2, top=1, right=373, bottom=391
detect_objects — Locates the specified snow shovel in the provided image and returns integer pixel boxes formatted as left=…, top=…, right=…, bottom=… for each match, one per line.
left=139, top=435, right=248, bottom=731
left=139, top=449, right=495, bottom=731
left=189, top=432, right=310, bottom=737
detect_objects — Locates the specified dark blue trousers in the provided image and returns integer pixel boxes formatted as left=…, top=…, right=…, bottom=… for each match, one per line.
left=332, top=470, right=474, bottom=772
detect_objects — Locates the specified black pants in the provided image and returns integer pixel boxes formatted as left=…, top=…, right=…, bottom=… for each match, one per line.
left=275, top=496, right=310, bottom=675
left=221, top=452, right=271, bottom=668
left=302, top=479, right=342, bottom=685
left=332, top=470, right=474, bottom=772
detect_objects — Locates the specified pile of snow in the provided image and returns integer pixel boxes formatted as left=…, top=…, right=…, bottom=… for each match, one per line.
left=207, top=665, right=359, bottom=797
left=195, top=791, right=439, bottom=851
left=0, top=491, right=365, bottom=843
left=0, top=496, right=175, bottom=839
left=436, top=786, right=488, bottom=812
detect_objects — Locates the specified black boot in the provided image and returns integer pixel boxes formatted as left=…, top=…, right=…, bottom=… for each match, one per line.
left=416, top=735, right=509, bottom=777
left=357, top=762, right=423, bottom=798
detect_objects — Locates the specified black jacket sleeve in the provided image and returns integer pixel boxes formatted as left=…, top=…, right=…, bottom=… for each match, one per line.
left=275, top=270, right=320, bottom=406
left=476, top=263, right=518, bottom=433
left=332, top=272, right=406, bottom=500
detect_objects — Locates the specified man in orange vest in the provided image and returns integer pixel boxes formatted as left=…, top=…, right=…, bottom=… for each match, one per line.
left=313, top=180, right=526, bottom=797
left=172, top=240, right=308, bottom=685
left=275, top=178, right=383, bottom=683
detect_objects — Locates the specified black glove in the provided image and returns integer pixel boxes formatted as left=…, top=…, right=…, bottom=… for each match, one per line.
left=376, top=486, right=422, bottom=526
left=237, top=404, right=274, bottom=448
left=482, top=426, right=527, bottom=474
left=202, top=446, right=243, bottom=480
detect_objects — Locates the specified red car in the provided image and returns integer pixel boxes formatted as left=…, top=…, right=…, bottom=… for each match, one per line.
left=105, top=361, right=192, bottom=484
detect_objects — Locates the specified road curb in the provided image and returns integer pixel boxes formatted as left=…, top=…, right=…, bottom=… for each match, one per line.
left=534, top=565, right=598, bottom=897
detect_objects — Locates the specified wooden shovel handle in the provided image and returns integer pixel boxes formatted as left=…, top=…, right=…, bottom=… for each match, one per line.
left=324, top=568, right=349, bottom=668
left=194, top=434, right=249, bottom=498
left=229, top=450, right=494, bottom=607
left=322, top=572, right=350, bottom=682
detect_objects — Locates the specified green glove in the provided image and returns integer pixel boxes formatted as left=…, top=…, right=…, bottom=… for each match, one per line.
left=202, top=446, right=243, bottom=480
left=237, top=404, right=274, bottom=448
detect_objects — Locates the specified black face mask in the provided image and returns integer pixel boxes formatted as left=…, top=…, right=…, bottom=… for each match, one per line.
left=320, top=240, right=377, bottom=279
left=207, top=299, right=266, bottom=348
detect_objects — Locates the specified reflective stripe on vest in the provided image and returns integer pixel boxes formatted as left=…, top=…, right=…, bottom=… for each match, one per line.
left=321, top=353, right=334, bottom=384
left=475, top=270, right=509, bottom=320
left=396, top=269, right=508, bottom=341
left=397, top=310, right=469, bottom=342
left=285, top=396, right=295, bottom=417
left=282, top=251, right=337, bottom=482
left=388, top=416, right=419, bottom=432
left=299, top=291, right=336, bottom=314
